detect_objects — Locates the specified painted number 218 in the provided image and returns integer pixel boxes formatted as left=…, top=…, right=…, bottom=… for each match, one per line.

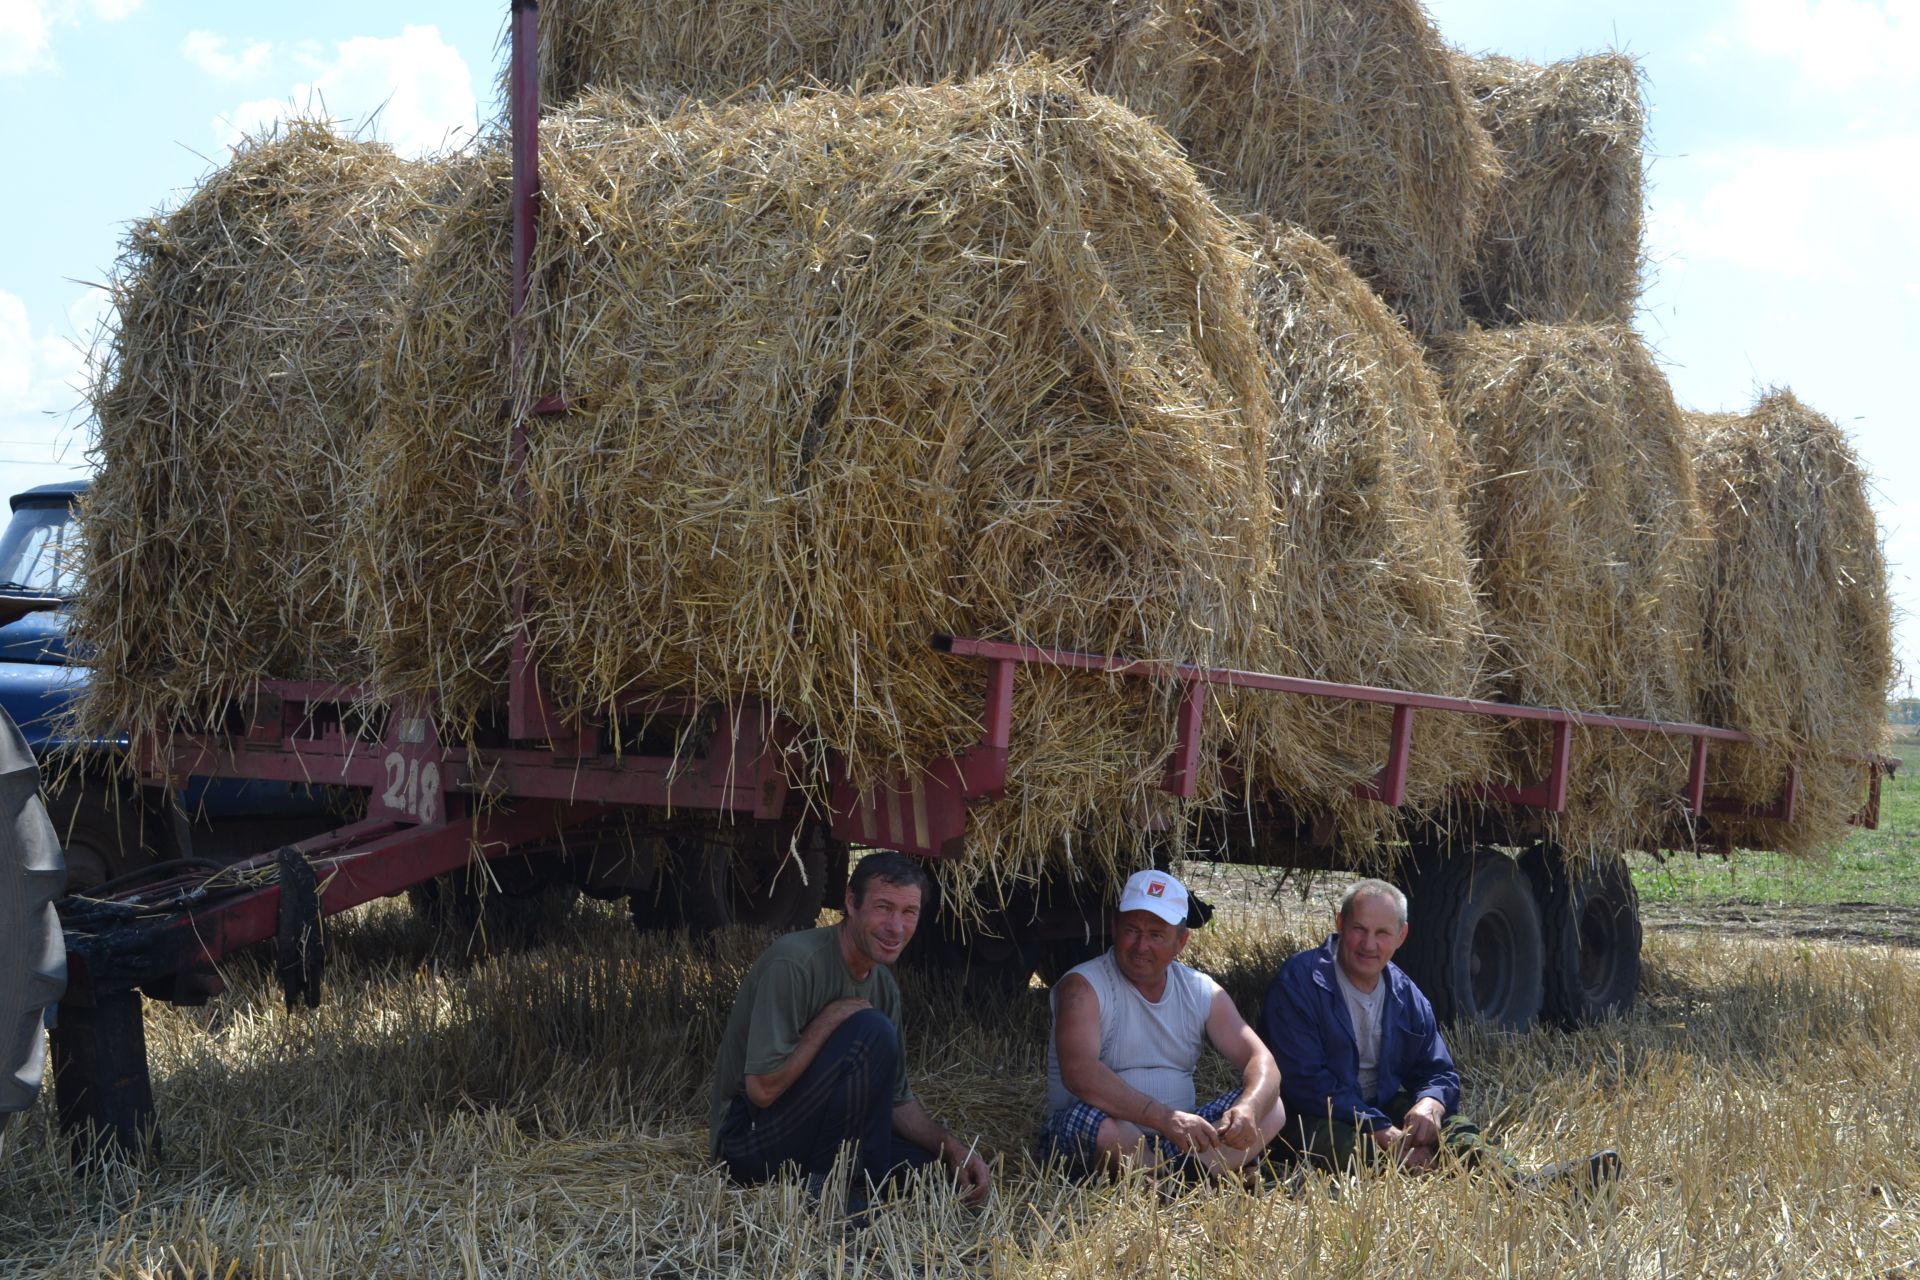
left=382, top=752, right=441, bottom=823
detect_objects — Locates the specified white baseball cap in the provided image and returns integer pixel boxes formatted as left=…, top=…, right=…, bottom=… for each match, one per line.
left=1116, top=869, right=1190, bottom=927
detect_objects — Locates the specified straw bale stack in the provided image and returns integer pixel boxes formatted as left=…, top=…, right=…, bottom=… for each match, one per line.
left=358, top=68, right=1275, bottom=886
left=1232, top=223, right=1491, bottom=836
left=1434, top=323, right=1705, bottom=855
left=1457, top=52, right=1645, bottom=327
left=75, top=121, right=449, bottom=739
left=1689, top=391, right=1893, bottom=855
left=528, top=0, right=1499, bottom=337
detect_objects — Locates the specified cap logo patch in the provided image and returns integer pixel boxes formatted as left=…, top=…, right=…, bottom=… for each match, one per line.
left=1148, top=881, right=1166, bottom=897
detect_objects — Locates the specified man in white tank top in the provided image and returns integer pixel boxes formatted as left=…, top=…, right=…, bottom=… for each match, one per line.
left=1040, top=870, right=1287, bottom=1177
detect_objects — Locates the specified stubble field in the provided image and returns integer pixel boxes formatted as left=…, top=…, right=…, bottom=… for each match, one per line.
left=3, top=760, right=1917, bottom=1278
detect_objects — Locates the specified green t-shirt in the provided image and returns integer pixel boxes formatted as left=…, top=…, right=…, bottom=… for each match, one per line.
left=708, top=925, right=913, bottom=1155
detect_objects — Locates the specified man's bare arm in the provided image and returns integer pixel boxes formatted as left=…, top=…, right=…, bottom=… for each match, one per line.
left=1054, top=975, right=1218, bottom=1152
left=743, top=996, right=870, bottom=1108
left=1203, top=989, right=1283, bottom=1149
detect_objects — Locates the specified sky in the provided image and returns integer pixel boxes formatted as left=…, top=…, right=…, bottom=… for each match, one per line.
left=0, top=0, right=1914, bottom=687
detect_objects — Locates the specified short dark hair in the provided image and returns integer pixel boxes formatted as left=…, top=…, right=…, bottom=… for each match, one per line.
left=848, top=851, right=932, bottom=906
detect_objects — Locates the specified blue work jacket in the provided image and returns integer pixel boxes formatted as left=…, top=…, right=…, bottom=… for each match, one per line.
left=1260, top=936, right=1461, bottom=1133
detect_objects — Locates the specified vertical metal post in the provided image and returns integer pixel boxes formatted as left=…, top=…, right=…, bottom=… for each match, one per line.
left=507, top=0, right=545, bottom=740
left=50, top=989, right=157, bottom=1165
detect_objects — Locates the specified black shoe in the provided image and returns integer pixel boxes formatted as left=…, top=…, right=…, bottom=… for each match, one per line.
left=1515, top=1148, right=1623, bottom=1194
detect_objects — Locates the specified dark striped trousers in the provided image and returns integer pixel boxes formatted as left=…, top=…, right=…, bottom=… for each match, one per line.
left=717, top=1008, right=934, bottom=1188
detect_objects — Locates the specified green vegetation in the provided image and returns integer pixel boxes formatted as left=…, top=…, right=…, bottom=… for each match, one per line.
left=1633, top=744, right=1919, bottom=910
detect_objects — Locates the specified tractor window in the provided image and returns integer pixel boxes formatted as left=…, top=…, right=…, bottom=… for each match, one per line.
left=0, top=504, right=81, bottom=598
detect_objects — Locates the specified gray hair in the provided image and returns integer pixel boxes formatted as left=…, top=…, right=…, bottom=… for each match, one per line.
left=1337, top=878, right=1407, bottom=925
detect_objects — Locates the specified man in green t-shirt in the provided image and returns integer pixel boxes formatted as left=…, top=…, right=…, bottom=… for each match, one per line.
left=709, top=851, right=991, bottom=1208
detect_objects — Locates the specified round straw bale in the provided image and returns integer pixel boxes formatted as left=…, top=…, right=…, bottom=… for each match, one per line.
left=1689, top=391, right=1894, bottom=856
left=358, top=68, right=1274, bottom=886
left=1229, top=222, right=1492, bottom=840
left=1456, top=52, right=1646, bottom=327
left=527, top=0, right=1498, bottom=338
left=74, top=121, right=450, bottom=740
left=1433, top=323, right=1706, bottom=856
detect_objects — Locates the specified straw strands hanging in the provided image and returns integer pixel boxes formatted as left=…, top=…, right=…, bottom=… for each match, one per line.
left=1457, top=52, right=1646, bottom=327
left=527, top=0, right=1499, bottom=337
left=1689, top=391, right=1894, bottom=855
left=75, top=121, right=451, bottom=741
left=357, top=66, right=1275, bottom=886
left=1434, top=323, right=1706, bottom=856
left=1230, top=222, right=1491, bottom=840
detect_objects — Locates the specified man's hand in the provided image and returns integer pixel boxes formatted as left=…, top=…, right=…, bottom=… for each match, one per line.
left=1159, top=1107, right=1222, bottom=1154
left=1213, top=1100, right=1263, bottom=1151
left=1401, top=1142, right=1437, bottom=1173
left=944, top=1143, right=992, bottom=1206
left=1402, top=1098, right=1446, bottom=1149
left=1371, top=1123, right=1406, bottom=1153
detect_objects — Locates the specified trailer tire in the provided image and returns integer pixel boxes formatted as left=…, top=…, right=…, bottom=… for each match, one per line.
left=632, top=824, right=829, bottom=935
left=408, top=871, right=579, bottom=952
left=1398, top=847, right=1543, bottom=1031
left=1522, top=846, right=1642, bottom=1026
left=0, top=707, right=65, bottom=1120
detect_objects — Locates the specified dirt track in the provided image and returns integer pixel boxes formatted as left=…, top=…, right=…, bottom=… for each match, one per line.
left=1176, top=862, right=1920, bottom=952
left=1639, top=900, right=1920, bottom=950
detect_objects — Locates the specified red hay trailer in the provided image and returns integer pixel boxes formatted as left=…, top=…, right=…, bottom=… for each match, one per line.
left=0, top=1, right=1892, bottom=1159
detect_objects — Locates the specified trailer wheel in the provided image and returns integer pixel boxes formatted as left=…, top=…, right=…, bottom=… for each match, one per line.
left=1522, top=846, right=1642, bottom=1026
left=408, top=869, right=579, bottom=952
left=1398, top=847, right=1543, bottom=1031
left=632, top=823, right=829, bottom=934
left=0, top=707, right=66, bottom=1121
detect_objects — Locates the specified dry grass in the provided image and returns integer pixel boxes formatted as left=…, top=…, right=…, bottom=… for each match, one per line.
left=1689, top=391, right=1895, bottom=855
left=1231, top=222, right=1491, bottom=838
left=527, top=0, right=1499, bottom=337
left=358, top=67, right=1274, bottom=895
left=1457, top=52, right=1646, bottom=327
left=72, top=121, right=454, bottom=742
left=1434, top=324, right=1707, bottom=856
left=4, top=889, right=1917, bottom=1277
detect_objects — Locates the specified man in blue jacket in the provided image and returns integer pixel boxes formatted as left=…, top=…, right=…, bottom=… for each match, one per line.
left=1259, top=878, right=1489, bottom=1174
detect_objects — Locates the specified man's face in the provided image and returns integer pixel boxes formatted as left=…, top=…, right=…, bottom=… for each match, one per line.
left=843, top=878, right=923, bottom=967
left=1112, top=909, right=1189, bottom=987
left=1335, top=892, right=1408, bottom=987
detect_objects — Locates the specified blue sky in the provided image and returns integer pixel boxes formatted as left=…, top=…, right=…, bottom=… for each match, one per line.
left=2, top=0, right=1914, bottom=685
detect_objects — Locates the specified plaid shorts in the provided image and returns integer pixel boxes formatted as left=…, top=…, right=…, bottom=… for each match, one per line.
left=1039, top=1088, right=1243, bottom=1170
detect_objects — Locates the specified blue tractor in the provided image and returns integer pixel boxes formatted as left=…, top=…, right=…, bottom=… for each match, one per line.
left=0, top=481, right=337, bottom=893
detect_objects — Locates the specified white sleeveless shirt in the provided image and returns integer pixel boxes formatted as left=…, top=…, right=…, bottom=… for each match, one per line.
left=1045, top=950, right=1221, bottom=1115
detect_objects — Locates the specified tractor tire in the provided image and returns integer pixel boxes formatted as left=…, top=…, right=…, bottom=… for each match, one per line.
left=45, top=778, right=150, bottom=895
left=1398, top=847, right=1544, bottom=1031
left=1521, top=846, right=1642, bottom=1027
left=0, top=707, right=66, bottom=1120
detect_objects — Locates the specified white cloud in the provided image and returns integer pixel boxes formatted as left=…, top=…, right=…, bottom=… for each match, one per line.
left=0, top=0, right=142, bottom=76
left=1726, top=0, right=1920, bottom=104
left=182, top=30, right=272, bottom=82
left=1647, top=134, right=1920, bottom=280
left=0, top=0, right=55, bottom=75
left=220, top=25, right=478, bottom=158
left=0, top=290, right=101, bottom=482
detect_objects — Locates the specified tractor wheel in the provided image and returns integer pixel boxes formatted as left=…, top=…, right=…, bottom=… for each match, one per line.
left=1398, top=847, right=1544, bottom=1031
left=1522, top=846, right=1642, bottom=1026
left=44, top=778, right=151, bottom=895
left=0, top=706, right=66, bottom=1123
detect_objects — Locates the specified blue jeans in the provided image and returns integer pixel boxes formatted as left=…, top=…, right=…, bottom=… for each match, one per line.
left=716, top=1008, right=934, bottom=1189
